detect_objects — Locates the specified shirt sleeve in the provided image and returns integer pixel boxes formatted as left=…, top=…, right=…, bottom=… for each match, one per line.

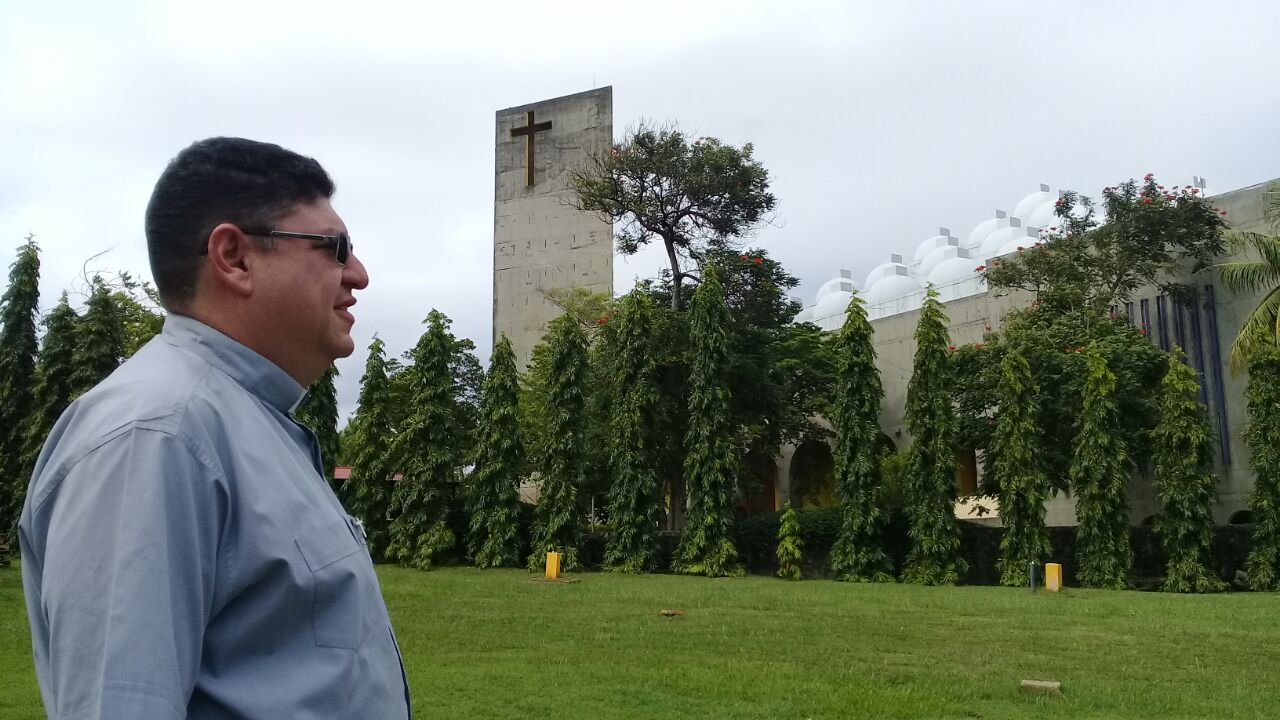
left=31, top=427, right=226, bottom=720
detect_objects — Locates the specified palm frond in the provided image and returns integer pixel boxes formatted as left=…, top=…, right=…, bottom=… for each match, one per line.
left=1230, top=286, right=1280, bottom=372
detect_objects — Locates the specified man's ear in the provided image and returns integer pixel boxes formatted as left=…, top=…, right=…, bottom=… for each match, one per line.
left=205, top=223, right=255, bottom=297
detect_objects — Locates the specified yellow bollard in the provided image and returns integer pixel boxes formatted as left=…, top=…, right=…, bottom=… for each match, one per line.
left=545, top=551, right=561, bottom=580
left=1045, top=563, right=1062, bottom=592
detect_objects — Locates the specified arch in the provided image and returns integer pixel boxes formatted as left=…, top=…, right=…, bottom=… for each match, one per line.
left=740, top=451, right=779, bottom=514
left=1229, top=510, right=1254, bottom=524
left=789, top=440, right=836, bottom=509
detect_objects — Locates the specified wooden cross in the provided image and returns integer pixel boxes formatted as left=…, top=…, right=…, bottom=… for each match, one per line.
left=510, top=110, right=552, bottom=187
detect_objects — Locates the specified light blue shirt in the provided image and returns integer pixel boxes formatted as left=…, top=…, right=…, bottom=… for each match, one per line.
left=19, top=314, right=411, bottom=720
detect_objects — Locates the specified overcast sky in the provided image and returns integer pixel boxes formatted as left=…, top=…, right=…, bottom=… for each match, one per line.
left=3, top=0, right=1278, bottom=422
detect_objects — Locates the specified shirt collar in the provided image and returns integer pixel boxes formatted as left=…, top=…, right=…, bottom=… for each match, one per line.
left=161, top=313, right=308, bottom=413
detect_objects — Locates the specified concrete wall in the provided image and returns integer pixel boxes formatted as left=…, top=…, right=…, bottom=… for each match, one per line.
left=775, top=178, right=1278, bottom=527
left=493, top=87, right=614, bottom=369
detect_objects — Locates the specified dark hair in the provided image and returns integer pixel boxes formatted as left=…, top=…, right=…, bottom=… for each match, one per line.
left=144, top=137, right=335, bottom=309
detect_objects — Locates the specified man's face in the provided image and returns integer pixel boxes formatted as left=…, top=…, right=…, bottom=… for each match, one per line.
left=250, top=199, right=369, bottom=379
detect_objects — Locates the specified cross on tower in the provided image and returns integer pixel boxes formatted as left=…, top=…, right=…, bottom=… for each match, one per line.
left=510, top=110, right=553, bottom=187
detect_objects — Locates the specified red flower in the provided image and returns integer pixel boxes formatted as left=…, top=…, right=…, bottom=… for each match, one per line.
left=739, top=255, right=749, bottom=261
left=974, top=343, right=985, bottom=349
left=948, top=346, right=957, bottom=351
left=1142, top=197, right=1153, bottom=203
left=975, top=264, right=986, bottom=271
left=1221, top=210, right=1228, bottom=216
left=753, top=257, right=763, bottom=264
left=1016, top=246, right=1024, bottom=251
left=1139, top=329, right=1148, bottom=336
left=1191, top=188, right=1200, bottom=194
left=1144, top=172, right=1154, bottom=179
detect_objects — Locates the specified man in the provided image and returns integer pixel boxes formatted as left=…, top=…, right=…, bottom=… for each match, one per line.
left=19, top=137, right=411, bottom=719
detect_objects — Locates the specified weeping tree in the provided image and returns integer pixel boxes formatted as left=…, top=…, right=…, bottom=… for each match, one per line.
left=70, top=277, right=126, bottom=399
left=0, top=237, right=41, bottom=540
left=993, top=347, right=1050, bottom=587
left=387, top=311, right=465, bottom=570
left=674, top=265, right=743, bottom=577
left=1245, top=347, right=1280, bottom=590
left=603, top=291, right=663, bottom=573
left=828, top=294, right=891, bottom=582
left=527, top=314, right=589, bottom=572
left=1152, top=350, right=1224, bottom=592
left=341, top=337, right=396, bottom=560
left=1071, top=346, right=1131, bottom=590
left=902, top=286, right=964, bottom=585
left=776, top=501, right=803, bottom=581
left=295, top=365, right=340, bottom=484
left=467, top=334, right=524, bottom=568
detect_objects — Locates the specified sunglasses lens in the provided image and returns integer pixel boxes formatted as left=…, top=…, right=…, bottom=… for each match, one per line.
left=337, top=233, right=351, bottom=265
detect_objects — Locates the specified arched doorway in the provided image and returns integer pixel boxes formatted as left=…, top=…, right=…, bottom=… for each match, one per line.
left=790, top=440, right=836, bottom=509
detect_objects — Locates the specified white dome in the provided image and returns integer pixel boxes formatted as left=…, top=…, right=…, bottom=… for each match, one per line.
left=912, top=235, right=957, bottom=266
left=980, top=226, right=1026, bottom=258
left=918, top=245, right=967, bottom=277
left=927, top=257, right=986, bottom=302
left=1025, top=199, right=1060, bottom=229
left=812, top=290, right=853, bottom=331
left=1014, top=190, right=1055, bottom=220
left=966, top=217, right=1009, bottom=251
left=864, top=274, right=924, bottom=320
left=865, top=261, right=910, bottom=288
left=814, top=277, right=856, bottom=302
left=793, top=306, right=814, bottom=323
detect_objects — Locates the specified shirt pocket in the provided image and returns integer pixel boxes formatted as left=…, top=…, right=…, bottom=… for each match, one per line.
left=295, top=522, right=366, bottom=650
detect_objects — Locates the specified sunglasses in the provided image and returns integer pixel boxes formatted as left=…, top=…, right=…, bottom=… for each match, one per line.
left=201, top=227, right=353, bottom=265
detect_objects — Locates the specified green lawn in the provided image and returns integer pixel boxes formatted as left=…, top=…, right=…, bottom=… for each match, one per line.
left=3, top=563, right=1277, bottom=719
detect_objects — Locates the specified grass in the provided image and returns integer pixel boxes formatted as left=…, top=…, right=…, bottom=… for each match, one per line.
left=3, top=563, right=1278, bottom=719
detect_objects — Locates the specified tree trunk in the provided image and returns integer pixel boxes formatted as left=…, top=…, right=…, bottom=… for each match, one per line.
left=664, top=238, right=683, bottom=311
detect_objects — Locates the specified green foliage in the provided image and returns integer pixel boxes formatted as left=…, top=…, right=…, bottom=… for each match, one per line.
left=902, top=287, right=964, bottom=585
left=1213, top=182, right=1280, bottom=370
left=992, top=348, right=1050, bottom=587
left=1245, top=347, right=1280, bottom=590
left=107, top=272, right=164, bottom=357
left=0, top=238, right=41, bottom=539
left=828, top=294, right=891, bottom=582
left=341, top=337, right=396, bottom=559
left=387, top=310, right=466, bottom=570
left=527, top=315, right=589, bottom=572
left=1152, top=350, right=1224, bottom=592
left=568, top=124, right=776, bottom=310
left=295, top=365, right=340, bottom=483
left=675, top=265, right=743, bottom=577
left=776, top=501, right=803, bottom=580
left=467, top=334, right=525, bottom=569
left=70, top=277, right=126, bottom=398
left=952, top=309, right=1165, bottom=494
left=602, top=291, right=663, bottom=573
left=1071, top=347, right=1132, bottom=590
left=983, top=175, right=1225, bottom=314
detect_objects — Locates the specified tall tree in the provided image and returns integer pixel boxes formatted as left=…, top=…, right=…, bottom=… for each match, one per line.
left=341, top=337, right=396, bottom=560
left=467, top=334, right=524, bottom=569
left=527, top=314, right=589, bottom=572
left=569, top=124, right=776, bottom=310
left=387, top=310, right=465, bottom=570
left=828, top=294, right=891, bottom=582
left=1152, top=350, right=1224, bottom=593
left=674, top=265, right=742, bottom=577
left=603, top=291, right=663, bottom=573
left=992, top=347, right=1051, bottom=587
left=70, top=276, right=126, bottom=398
left=0, top=237, right=42, bottom=538
left=295, top=365, right=340, bottom=484
left=902, top=287, right=965, bottom=585
left=1245, top=346, right=1280, bottom=590
left=1071, top=346, right=1131, bottom=590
